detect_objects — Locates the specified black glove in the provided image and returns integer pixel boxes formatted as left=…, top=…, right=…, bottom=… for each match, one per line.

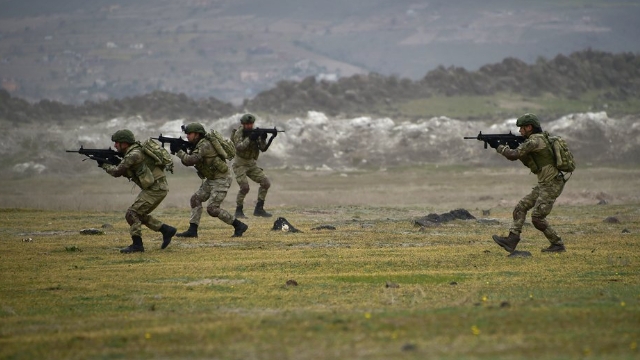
left=249, top=132, right=260, bottom=141
left=260, top=132, right=268, bottom=140
left=487, top=139, right=501, bottom=149
left=169, top=142, right=181, bottom=155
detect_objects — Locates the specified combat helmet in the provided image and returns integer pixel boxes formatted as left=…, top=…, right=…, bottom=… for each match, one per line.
left=111, top=129, right=136, bottom=144
left=240, top=114, right=256, bottom=124
left=516, top=113, right=541, bottom=129
left=182, top=122, right=206, bottom=135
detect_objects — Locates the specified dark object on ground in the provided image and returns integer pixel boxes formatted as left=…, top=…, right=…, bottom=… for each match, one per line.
left=385, top=282, right=399, bottom=288
left=598, top=199, right=608, bottom=205
left=401, top=343, right=417, bottom=352
left=482, top=209, right=491, bottom=216
left=477, top=218, right=500, bottom=225
left=286, top=279, right=298, bottom=286
left=508, top=250, right=532, bottom=258
left=414, top=208, right=476, bottom=227
left=500, top=301, right=511, bottom=308
left=80, top=228, right=104, bottom=235
left=272, top=217, right=301, bottom=233
left=311, top=225, right=336, bottom=230
left=622, top=229, right=631, bottom=233
left=603, top=216, right=620, bottom=223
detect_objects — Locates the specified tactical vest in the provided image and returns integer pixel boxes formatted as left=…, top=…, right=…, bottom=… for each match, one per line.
left=193, top=138, right=218, bottom=180
left=518, top=133, right=556, bottom=174
left=232, top=125, right=260, bottom=160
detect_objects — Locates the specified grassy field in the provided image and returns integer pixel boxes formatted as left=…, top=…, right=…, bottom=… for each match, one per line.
left=1, top=166, right=639, bottom=359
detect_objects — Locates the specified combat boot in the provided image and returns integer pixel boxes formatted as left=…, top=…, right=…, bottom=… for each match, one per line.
left=492, top=232, right=521, bottom=253
left=541, top=243, right=566, bottom=253
left=176, top=223, right=198, bottom=238
left=159, top=224, right=177, bottom=249
left=253, top=200, right=272, bottom=217
left=231, top=219, right=248, bottom=237
left=121, top=236, right=144, bottom=253
left=235, top=205, right=247, bottom=219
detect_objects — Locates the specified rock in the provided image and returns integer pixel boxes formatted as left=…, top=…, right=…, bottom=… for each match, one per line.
left=80, top=228, right=104, bottom=235
left=385, top=281, right=399, bottom=288
left=603, top=216, right=620, bottom=224
left=286, top=279, right=298, bottom=286
left=622, top=229, right=631, bottom=233
left=508, top=250, right=532, bottom=258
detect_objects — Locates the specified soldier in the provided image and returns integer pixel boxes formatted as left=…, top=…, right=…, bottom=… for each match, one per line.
left=488, top=113, right=567, bottom=253
left=231, top=113, right=274, bottom=218
left=100, top=129, right=177, bottom=253
left=172, top=123, right=248, bottom=238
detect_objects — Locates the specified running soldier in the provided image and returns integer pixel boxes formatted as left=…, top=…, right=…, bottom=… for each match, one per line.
left=488, top=114, right=568, bottom=253
left=100, top=129, right=177, bottom=253
left=231, top=114, right=274, bottom=218
left=173, top=123, right=248, bottom=238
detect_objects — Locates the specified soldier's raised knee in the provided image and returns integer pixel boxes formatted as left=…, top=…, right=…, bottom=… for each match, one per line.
left=125, top=209, right=140, bottom=225
left=260, top=178, right=271, bottom=190
left=207, top=205, right=222, bottom=217
left=239, top=183, right=250, bottom=195
left=532, top=217, right=548, bottom=231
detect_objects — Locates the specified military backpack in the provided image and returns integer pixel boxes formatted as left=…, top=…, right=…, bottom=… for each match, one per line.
left=142, top=138, right=175, bottom=173
left=205, top=129, right=236, bottom=161
left=544, top=134, right=576, bottom=173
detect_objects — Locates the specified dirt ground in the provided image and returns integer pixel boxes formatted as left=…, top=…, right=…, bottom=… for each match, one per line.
left=0, top=165, right=637, bottom=214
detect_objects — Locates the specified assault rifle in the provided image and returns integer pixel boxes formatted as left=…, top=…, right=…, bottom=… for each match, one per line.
left=151, top=134, right=193, bottom=154
left=464, top=131, right=525, bottom=149
left=66, top=146, right=122, bottom=165
left=243, top=127, right=285, bottom=151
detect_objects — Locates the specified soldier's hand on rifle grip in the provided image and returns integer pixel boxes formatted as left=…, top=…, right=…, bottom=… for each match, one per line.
left=260, top=132, right=268, bottom=140
left=96, top=159, right=105, bottom=167
left=249, top=132, right=260, bottom=141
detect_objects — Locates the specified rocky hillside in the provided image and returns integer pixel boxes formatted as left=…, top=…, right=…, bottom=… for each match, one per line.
left=1, top=50, right=639, bottom=123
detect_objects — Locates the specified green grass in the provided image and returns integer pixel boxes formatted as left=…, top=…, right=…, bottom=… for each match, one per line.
left=1, top=202, right=639, bottom=359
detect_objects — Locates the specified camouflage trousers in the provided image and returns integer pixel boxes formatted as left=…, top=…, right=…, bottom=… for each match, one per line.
left=232, top=161, right=270, bottom=205
left=188, top=176, right=234, bottom=226
left=126, top=177, right=168, bottom=238
left=510, top=176, right=565, bottom=245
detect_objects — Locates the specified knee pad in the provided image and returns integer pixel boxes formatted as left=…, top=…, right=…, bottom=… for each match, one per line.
left=260, top=177, right=271, bottom=190
left=125, top=209, right=140, bottom=225
left=207, top=204, right=221, bottom=217
left=532, top=217, right=548, bottom=231
left=239, top=183, right=250, bottom=195
left=513, top=204, right=527, bottom=221
left=190, top=193, right=201, bottom=209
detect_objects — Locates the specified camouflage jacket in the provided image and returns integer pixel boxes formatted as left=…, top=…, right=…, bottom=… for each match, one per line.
left=231, top=125, right=268, bottom=165
left=102, top=143, right=165, bottom=189
left=497, top=132, right=559, bottom=183
left=176, top=137, right=228, bottom=180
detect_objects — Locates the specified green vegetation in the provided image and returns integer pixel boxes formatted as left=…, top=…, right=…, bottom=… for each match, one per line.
left=1, top=200, right=638, bottom=359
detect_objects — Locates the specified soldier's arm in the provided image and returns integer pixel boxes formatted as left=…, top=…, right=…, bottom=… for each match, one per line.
left=235, top=136, right=253, bottom=152
left=176, top=148, right=202, bottom=166
left=496, top=139, right=538, bottom=161
left=257, top=136, right=268, bottom=151
left=101, top=151, right=142, bottom=177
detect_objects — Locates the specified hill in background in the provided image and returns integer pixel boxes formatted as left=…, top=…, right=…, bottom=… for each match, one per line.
left=1, top=0, right=639, bottom=105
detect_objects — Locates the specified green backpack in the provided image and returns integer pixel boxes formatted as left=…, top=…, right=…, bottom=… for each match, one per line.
left=545, top=134, right=576, bottom=173
left=142, top=138, right=175, bottom=173
left=206, top=129, right=236, bottom=161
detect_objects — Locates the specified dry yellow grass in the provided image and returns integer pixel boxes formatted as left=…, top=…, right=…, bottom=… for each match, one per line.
left=0, top=166, right=639, bottom=359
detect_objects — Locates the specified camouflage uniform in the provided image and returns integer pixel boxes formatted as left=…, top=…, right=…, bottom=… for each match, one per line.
left=231, top=123, right=272, bottom=216
left=174, top=123, right=248, bottom=238
left=176, top=138, right=235, bottom=225
left=101, top=131, right=176, bottom=253
left=497, top=133, right=566, bottom=247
